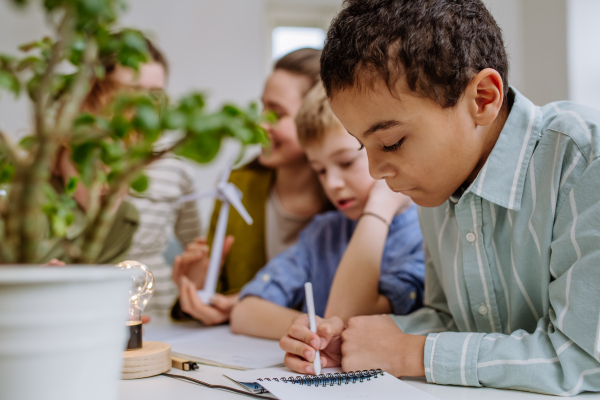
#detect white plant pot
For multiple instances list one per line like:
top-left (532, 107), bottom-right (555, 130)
top-left (0, 266), bottom-right (131, 400)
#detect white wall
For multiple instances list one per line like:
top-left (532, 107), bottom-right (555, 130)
top-left (484, 0), bottom-right (569, 106)
top-left (483, 0), bottom-right (526, 92)
top-left (0, 3), bottom-right (49, 137)
top-left (568, 0), bottom-right (600, 110)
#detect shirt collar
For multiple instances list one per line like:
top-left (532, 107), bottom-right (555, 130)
top-left (460, 87), bottom-right (542, 211)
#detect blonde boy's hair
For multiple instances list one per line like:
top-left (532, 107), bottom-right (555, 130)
top-left (295, 83), bottom-right (344, 147)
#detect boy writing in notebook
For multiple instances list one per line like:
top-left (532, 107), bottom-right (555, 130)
top-left (229, 83), bottom-right (425, 341)
top-left (280, 0), bottom-right (600, 395)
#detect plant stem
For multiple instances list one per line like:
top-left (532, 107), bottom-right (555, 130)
top-left (34, 9), bottom-right (72, 137)
top-left (16, 28), bottom-right (96, 262)
top-left (18, 136), bottom-right (60, 262)
top-left (55, 39), bottom-right (97, 136)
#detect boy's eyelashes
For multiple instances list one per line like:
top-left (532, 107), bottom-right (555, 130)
top-left (313, 159), bottom-right (356, 176)
top-left (382, 137), bottom-right (405, 153)
top-left (340, 159), bottom-right (355, 168)
top-left (356, 138), bottom-right (404, 152)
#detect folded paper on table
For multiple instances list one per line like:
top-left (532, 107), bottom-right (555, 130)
top-left (164, 326), bottom-right (285, 370)
top-left (224, 367), bottom-right (441, 400)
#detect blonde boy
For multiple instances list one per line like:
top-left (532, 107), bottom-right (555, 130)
top-left (230, 84), bottom-right (424, 353)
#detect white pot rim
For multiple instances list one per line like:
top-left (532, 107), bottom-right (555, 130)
top-left (0, 265), bottom-right (126, 283)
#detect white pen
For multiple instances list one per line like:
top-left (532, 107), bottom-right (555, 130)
top-left (304, 282), bottom-right (321, 375)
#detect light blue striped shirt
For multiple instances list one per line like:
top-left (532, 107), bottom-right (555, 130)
top-left (391, 87), bottom-right (600, 396)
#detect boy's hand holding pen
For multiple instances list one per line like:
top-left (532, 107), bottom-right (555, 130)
top-left (279, 285), bottom-right (344, 375)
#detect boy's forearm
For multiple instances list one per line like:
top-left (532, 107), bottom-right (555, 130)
top-left (230, 296), bottom-right (302, 340)
top-left (325, 215), bottom-right (390, 321)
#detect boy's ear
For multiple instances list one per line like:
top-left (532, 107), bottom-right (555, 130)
top-left (465, 68), bottom-right (504, 126)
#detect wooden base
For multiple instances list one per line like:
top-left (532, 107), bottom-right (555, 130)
top-left (121, 341), bottom-right (171, 380)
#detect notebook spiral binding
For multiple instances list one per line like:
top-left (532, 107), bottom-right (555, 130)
top-left (257, 369), bottom-right (384, 387)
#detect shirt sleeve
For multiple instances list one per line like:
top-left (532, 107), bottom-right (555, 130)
top-left (238, 236), bottom-right (311, 309)
top-left (422, 159), bottom-right (600, 395)
top-left (378, 212), bottom-right (425, 315)
top-left (390, 243), bottom-right (458, 336)
top-left (174, 163), bottom-right (201, 246)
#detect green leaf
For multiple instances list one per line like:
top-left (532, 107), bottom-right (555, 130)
top-left (94, 64), bottom-right (105, 80)
top-left (26, 74), bottom-right (41, 101)
top-left (130, 173), bottom-right (149, 192)
top-left (122, 31), bottom-right (148, 54)
top-left (16, 56), bottom-right (43, 73)
top-left (223, 104), bottom-right (242, 117)
top-left (110, 114), bottom-right (131, 138)
top-left (65, 211), bottom-right (74, 226)
top-left (247, 102), bottom-right (260, 121)
top-left (179, 93), bottom-right (205, 112)
top-left (133, 105), bottom-right (160, 140)
top-left (74, 113), bottom-right (96, 126)
top-left (100, 141), bottom-right (123, 164)
top-left (71, 142), bottom-right (98, 186)
top-left (19, 135), bottom-right (36, 150)
top-left (72, 142), bottom-right (96, 164)
top-left (50, 214), bottom-right (67, 237)
top-left (162, 109), bottom-right (186, 130)
top-left (68, 36), bottom-right (86, 65)
top-left (0, 70), bottom-right (20, 96)
top-left (188, 112), bottom-right (225, 134)
top-left (175, 133), bottom-right (222, 164)
top-left (0, 164), bottom-right (15, 184)
top-left (65, 176), bottom-right (79, 195)
top-left (262, 109), bottom-right (279, 125)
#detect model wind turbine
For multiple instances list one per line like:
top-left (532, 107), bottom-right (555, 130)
top-left (179, 156), bottom-right (253, 304)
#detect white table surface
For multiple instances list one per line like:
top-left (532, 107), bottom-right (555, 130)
top-left (119, 316), bottom-right (600, 400)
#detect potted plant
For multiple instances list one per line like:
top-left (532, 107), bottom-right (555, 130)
top-left (0, 0), bottom-right (267, 399)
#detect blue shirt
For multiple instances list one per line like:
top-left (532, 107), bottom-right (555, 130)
top-left (239, 206), bottom-right (425, 317)
top-left (391, 87), bottom-right (600, 395)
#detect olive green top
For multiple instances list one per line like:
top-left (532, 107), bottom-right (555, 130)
top-left (210, 161), bottom-right (275, 295)
top-left (40, 200), bottom-right (139, 265)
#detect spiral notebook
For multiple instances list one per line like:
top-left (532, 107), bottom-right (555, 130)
top-left (224, 367), bottom-right (440, 400)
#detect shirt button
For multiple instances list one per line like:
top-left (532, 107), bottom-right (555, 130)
top-left (466, 232), bottom-right (477, 243)
top-left (261, 273), bottom-right (270, 282)
top-left (409, 291), bottom-right (416, 300)
top-left (478, 304), bottom-right (488, 315)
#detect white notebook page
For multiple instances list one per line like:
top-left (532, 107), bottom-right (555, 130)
top-left (225, 367), bottom-right (440, 400)
top-left (165, 326), bottom-right (285, 369)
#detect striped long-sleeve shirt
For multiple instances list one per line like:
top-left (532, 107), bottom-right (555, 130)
top-left (126, 156), bottom-right (201, 313)
top-left (391, 87), bottom-right (600, 396)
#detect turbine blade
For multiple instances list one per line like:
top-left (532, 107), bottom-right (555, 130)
top-left (221, 183), bottom-right (253, 225)
top-left (178, 189), bottom-right (219, 203)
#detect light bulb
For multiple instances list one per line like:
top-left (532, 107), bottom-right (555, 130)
top-left (115, 260), bottom-right (154, 350)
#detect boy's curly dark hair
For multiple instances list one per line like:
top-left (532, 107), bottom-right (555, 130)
top-left (320, 0), bottom-right (509, 108)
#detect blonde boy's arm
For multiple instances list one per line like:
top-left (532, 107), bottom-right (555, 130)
top-left (324, 214), bottom-right (391, 321)
top-left (230, 296), bottom-right (302, 340)
top-left (325, 181), bottom-right (411, 322)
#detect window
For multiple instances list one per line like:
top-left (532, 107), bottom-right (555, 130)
top-left (271, 26), bottom-right (325, 60)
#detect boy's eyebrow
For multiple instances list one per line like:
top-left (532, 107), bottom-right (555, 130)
top-left (362, 119), bottom-right (405, 138)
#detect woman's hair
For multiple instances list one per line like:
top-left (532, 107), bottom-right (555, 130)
top-left (274, 48), bottom-right (322, 96)
top-left (83, 35), bottom-right (168, 113)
